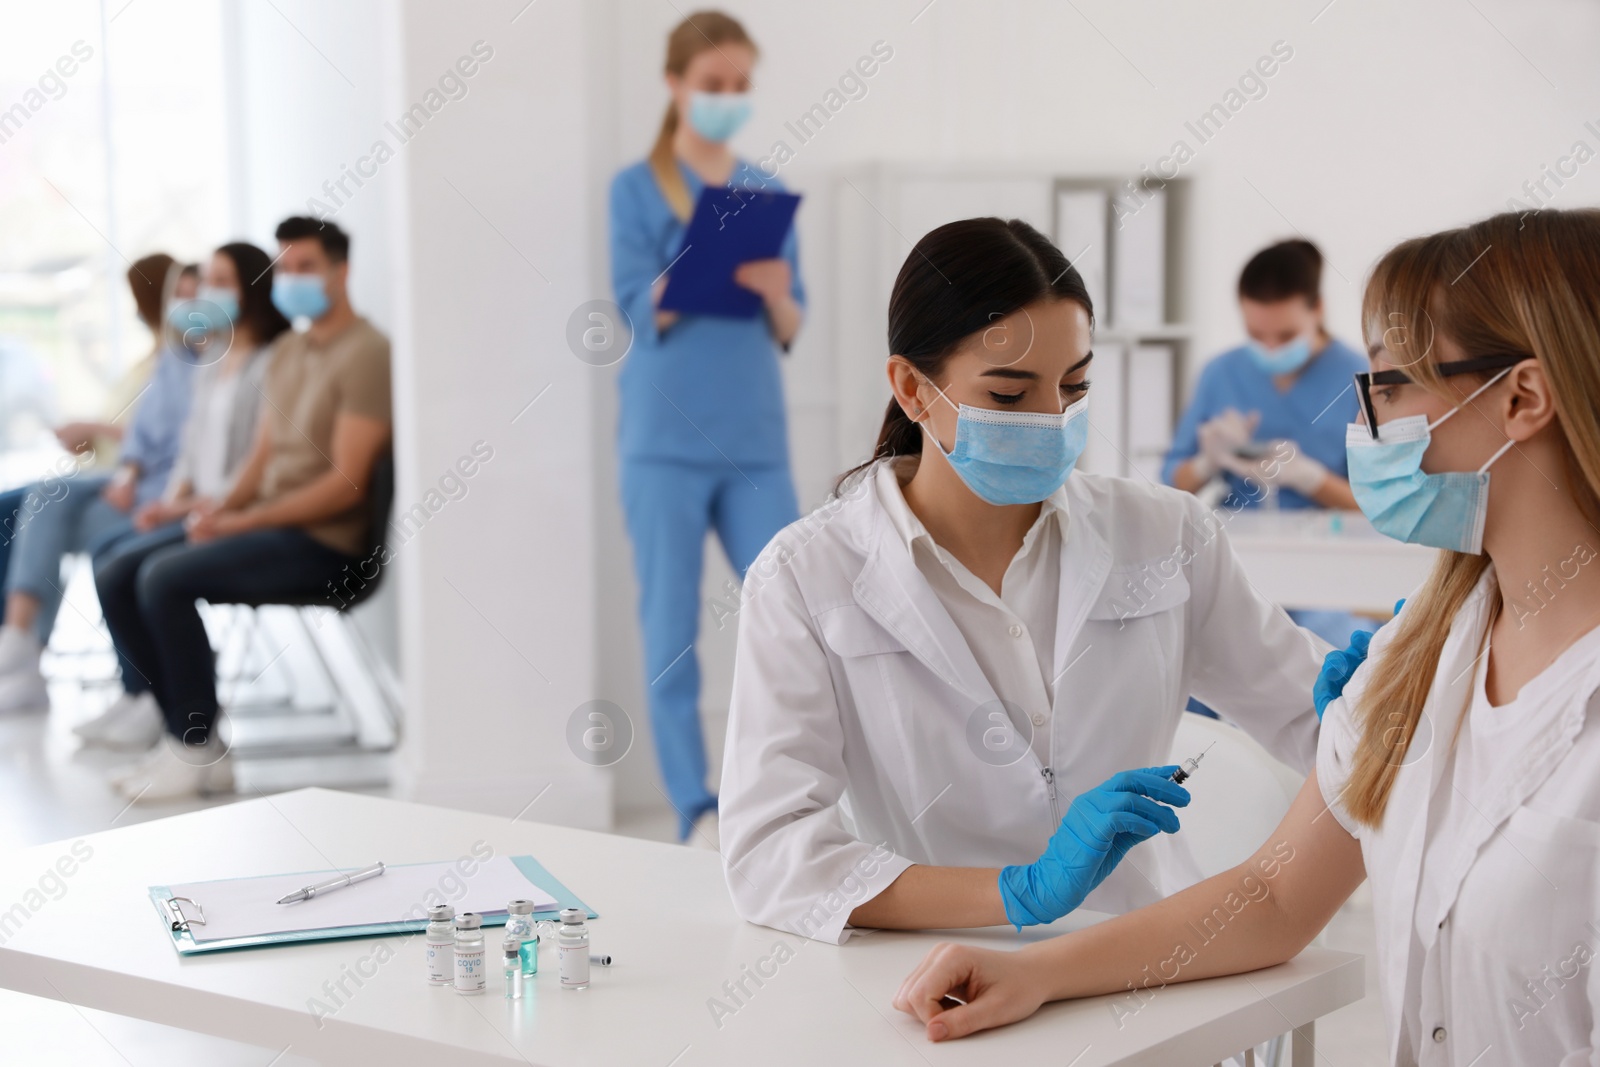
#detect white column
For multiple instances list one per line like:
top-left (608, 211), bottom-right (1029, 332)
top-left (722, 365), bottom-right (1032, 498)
top-left (386, 0), bottom-right (610, 828)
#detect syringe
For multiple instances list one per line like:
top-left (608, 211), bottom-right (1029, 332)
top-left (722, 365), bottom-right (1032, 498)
top-left (1169, 741), bottom-right (1216, 784)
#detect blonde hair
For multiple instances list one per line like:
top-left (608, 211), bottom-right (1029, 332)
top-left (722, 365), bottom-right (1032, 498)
top-left (1346, 208), bottom-right (1600, 827)
top-left (649, 10), bottom-right (756, 222)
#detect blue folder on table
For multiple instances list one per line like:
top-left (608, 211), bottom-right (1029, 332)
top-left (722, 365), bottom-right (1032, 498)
top-left (149, 854), bottom-right (594, 955)
top-left (658, 184), bottom-right (801, 318)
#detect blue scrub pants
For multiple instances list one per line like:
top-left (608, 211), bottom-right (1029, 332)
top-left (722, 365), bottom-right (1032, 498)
top-left (620, 458), bottom-right (799, 838)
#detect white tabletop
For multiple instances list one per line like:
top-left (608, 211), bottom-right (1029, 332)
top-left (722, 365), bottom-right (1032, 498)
top-left (0, 789), bottom-right (1361, 1066)
top-left (1226, 509), bottom-right (1435, 613)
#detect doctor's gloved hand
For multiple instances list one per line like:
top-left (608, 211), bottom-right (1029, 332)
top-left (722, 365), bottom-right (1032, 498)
top-left (1313, 598), bottom-right (1404, 719)
top-left (1195, 409), bottom-right (1261, 480)
top-left (998, 767), bottom-right (1189, 929)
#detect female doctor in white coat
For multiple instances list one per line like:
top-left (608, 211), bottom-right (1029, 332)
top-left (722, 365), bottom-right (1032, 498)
top-left (720, 217), bottom-right (1331, 946)
top-left (895, 209), bottom-right (1600, 1063)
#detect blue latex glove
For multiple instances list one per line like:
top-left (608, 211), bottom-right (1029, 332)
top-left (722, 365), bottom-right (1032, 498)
top-left (1313, 598), bottom-right (1404, 719)
top-left (998, 766), bottom-right (1190, 929)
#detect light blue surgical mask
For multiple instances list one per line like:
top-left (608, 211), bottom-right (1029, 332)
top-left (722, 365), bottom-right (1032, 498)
top-left (272, 273), bottom-right (331, 322)
top-left (1345, 368), bottom-right (1516, 554)
top-left (919, 378), bottom-right (1089, 505)
top-left (687, 91), bottom-right (752, 143)
top-left (175, 286), bottom-right (239, 334)
top-left (1246, 334), bottom-right (1313, 375)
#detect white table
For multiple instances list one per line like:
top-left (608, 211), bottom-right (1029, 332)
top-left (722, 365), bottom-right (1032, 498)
top-left (0, 789), bottom-right (1362, 1066)
top-left (1226, 509), bottom-right (1435, 613)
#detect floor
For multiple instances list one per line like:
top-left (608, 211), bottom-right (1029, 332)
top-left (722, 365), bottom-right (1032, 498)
top-left (0, 602), bottom-right (1389, 1065)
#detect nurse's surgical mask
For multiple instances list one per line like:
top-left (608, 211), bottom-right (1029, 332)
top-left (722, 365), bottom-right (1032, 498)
top-left (1246, 333), bottom-right (1313, 375)
top-left (687, 91), bottom-right (752, 143)
top-left (915, 374), bottom-right (1089, 506)
top-left (1345, 366), bottom-right (1517, 555)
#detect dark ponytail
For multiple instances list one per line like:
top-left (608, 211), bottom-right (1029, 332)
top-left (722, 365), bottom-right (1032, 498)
top-left (836, 216), bottom-right (1095, 492)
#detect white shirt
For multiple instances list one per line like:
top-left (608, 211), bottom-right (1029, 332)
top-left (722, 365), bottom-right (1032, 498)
top-left (1319, 572), bottom-right (1600, 1065)
top-left (879, 456), bottom-right (1062, 761)
top-left (721, 459), bottom-right (1328, 944)
top-left (188, 366), bottom-right (243, 499)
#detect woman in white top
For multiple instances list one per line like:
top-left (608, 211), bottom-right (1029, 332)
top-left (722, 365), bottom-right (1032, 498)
top-left (76, 241), bottom-right (287, 752)
top-left (894, 208), bottom-right (1600, 1064)
top-left (720, 217), bottom-right (1331, 945)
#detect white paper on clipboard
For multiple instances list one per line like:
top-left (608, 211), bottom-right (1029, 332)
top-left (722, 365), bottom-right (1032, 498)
top-left (166, 857), bottom-right (556, 943)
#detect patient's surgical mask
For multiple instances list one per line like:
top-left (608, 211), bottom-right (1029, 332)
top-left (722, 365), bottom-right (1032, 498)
top-left (1345, 367), bottom-right (1516, 555)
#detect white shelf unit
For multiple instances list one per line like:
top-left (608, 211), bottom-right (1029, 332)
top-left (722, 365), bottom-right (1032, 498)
top-left (832, 164), bottom-right (1190, 482)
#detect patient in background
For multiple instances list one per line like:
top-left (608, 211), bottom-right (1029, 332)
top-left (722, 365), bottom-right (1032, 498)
top-left (0, 256), bottom-right (197, 715)
top-left (105, 217), bottom-right (392, 804)
top-left (80, 241), bottom-right (290, 753)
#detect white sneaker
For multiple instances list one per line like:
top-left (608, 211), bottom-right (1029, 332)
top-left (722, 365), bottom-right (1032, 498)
top-left (74, 692), bottom-right (163, 750)
top-left (114, 736), bottom-right (235, 803)
top-left (106, 741), bottom-right (166, 788)
top-left (0, 643), bottom-right (48, 715)
top-left (688, 810), bottom-right (720, 850)
top-left (0, 625), bottom-right (40, 674)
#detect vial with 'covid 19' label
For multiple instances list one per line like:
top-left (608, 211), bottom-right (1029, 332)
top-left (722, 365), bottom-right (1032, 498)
top-left (454, 912), bottom-right (486, 994)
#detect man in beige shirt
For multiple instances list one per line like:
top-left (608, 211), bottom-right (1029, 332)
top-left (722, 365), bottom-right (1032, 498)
top-left (108, 217), bottom-right (392, 802)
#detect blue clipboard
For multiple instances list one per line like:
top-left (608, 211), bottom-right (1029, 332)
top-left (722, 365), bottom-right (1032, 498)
top-left (658, 184), bottom-right (801, 318)
top-left (149, 855), bottom-right (595, 955)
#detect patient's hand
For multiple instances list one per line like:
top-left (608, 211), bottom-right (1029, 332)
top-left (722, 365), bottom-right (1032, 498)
top-left (893, 942), bottom-right (1048, 1042)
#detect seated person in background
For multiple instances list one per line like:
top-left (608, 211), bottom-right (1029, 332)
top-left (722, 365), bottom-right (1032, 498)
top-left (1161, 238), bottom-right (1375, 648)
top-left (0, 256), bottom-right (197, 714)
top-left (77, 241), bottom-right (290, 751)
top-left (108, 217), bottom-right (392, 802)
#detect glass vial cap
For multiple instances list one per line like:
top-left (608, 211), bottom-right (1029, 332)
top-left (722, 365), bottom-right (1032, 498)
top-left (503, 936), bottom-right (521, 957)
top-left (428, 904), bottom-right (455, 922)
top-left (507, 899), bottom-right (535, 916)
top-left (457, 912), bottom-right (482, 930)
top-left (559, 907), bottom-right (585, 925)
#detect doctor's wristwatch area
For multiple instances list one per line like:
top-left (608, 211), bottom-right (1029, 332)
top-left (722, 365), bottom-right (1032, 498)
top-left (426, 902), bottom-right (611, 997)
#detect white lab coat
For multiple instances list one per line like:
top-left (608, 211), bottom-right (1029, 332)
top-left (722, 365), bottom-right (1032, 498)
top-left (1319, 568), bottom-right (1600, 1066)
top-left (720, 460), bottom-right (1329, 944)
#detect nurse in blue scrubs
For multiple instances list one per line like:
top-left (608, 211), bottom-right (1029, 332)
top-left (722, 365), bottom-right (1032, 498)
top-left (608, 10), bottom-right (804, 843)
top-left (1162, 238), bottom-right (1374, 646)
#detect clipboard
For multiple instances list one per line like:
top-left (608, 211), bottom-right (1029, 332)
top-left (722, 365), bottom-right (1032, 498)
top-left (658, 184), bottom-right (801, 318)
top-left (149, 855), bottom-right (595, 955)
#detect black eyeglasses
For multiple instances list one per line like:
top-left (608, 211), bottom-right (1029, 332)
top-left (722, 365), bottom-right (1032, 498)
top-left (1353, 353), bottom-right (1534, 438)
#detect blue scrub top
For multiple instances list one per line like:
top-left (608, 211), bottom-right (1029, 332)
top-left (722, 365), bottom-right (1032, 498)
top-left (121, 343), bottom-right (195, 508)
top-left (608, 159), bottom-right (805, 467)
top-left (1161, 336), bottom-right (1366, 510)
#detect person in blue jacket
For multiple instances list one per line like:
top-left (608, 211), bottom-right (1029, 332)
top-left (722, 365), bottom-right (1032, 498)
top-left (608, 10), bottom-right (804, 844)
top-left (1162, 238), bottom-right (1374, 648)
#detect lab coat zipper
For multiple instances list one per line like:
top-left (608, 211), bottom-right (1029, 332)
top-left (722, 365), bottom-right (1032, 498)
top-left (1041, 766), bottom-right (1059, 825)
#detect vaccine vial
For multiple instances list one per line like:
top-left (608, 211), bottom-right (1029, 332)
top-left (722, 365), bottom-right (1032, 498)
top-left (505, 900), bottom-right (537, 975)
top-left (557, 908), bottom-right (590, 990)
top-left (503, 936), bottom-right (523, 1000)
top-left (425, 904), bottom-right (456, 985)
top-left (520, 932), bottom-right (540, 976)
top-left (454, 912), bottom-right (486, 995)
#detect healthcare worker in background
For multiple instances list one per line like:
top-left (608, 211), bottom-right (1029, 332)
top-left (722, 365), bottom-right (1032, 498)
top-left (720, 217), bottom-right (1330, 946)
top-left (1163, 239), bottom-right (1375, 648)
top-left (894, 209), bottom-right (1600, 1064)
top-left (608, 10), bottom-right (804, 844)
